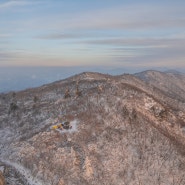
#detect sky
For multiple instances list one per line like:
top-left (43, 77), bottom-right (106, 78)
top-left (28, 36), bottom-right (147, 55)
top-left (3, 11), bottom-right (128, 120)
top-left (0, 0), bottom-right (185, 70)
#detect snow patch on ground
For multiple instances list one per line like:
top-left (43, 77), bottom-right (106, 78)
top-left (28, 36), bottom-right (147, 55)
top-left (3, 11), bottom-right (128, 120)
top-left (58, 119), bottom-right (78, 134)
top-left (84, 77), bottom-right (95, 80)
top-left (0, 128), bottom-right (15, 144)
top-left (0, 166), bottom-right (4, 172)
top-left (55, 98), bottom-right (65, 105)
top-left (0, 159), bottom-right (43, 185)
top-left (144, 97), bottom-right (156, 110)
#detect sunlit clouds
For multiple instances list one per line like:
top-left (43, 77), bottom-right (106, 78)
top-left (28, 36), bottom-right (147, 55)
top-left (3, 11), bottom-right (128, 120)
top-left (0, 0), bottom-right (185, 69)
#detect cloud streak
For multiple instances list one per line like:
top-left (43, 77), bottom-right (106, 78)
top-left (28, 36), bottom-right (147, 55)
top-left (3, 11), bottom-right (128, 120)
top-left (9, 2), bottom-right (185, 34)
top-left (1, 1), bottom-right (185, 70)
top-left (0, 0), bottom-right (30, 9)
top-left (42, 2), bottom-right (185, 31)
top-left (36, 33), bottom-right (84, 40)
top-left (0, 34), bottom-right (12, 38)
top-left (79, 37), bottom-right (185, 68)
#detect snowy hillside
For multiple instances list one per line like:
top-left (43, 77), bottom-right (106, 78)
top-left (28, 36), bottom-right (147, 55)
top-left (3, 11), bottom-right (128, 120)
top-left (1, 71), bottom-right (185, 185)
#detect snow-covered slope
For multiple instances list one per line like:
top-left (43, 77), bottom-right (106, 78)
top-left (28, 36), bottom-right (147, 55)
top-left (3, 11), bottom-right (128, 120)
top-left (135, 70), bottom-right (185, 101)
top-left (1, 71), bottom-right (185, 185)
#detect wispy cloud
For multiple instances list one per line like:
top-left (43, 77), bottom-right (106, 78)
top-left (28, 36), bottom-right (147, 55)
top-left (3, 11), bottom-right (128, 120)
top-left (79, 37), bottom-right (185, 67)
top-left (3, 2), bottom-right (185, 37)
top-left (84, 38), bottom-right (185, 47)
top-left (36, 33), bottom-right (83, 40)
top-left (46, 3), bottom-right (185, 31)
top-left (0, 0), bottom-right (41, 11)
top-left (0, 34), bottom-right (12, 38)
top-left (0, 0), bottom-right (28, 9)
top-left (1, 1), bottom-right (185, 69)
top-left (0, 51), bottom-right (14, 59)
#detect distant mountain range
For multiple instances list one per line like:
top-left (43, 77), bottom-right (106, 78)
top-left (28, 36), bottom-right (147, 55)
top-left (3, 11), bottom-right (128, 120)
top-left (1, 67), bottom-right (184, 93)
top-left (1, 70), bottom-right (185, 184)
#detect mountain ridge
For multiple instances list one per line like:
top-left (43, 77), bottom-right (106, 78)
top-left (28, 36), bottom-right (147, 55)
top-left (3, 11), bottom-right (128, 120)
top-left (1, 70), bottom-right (185, 185)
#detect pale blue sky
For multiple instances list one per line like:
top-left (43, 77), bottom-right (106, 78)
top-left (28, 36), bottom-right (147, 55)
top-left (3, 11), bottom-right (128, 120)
top-left (1, 0), bottom-right (185, 69)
